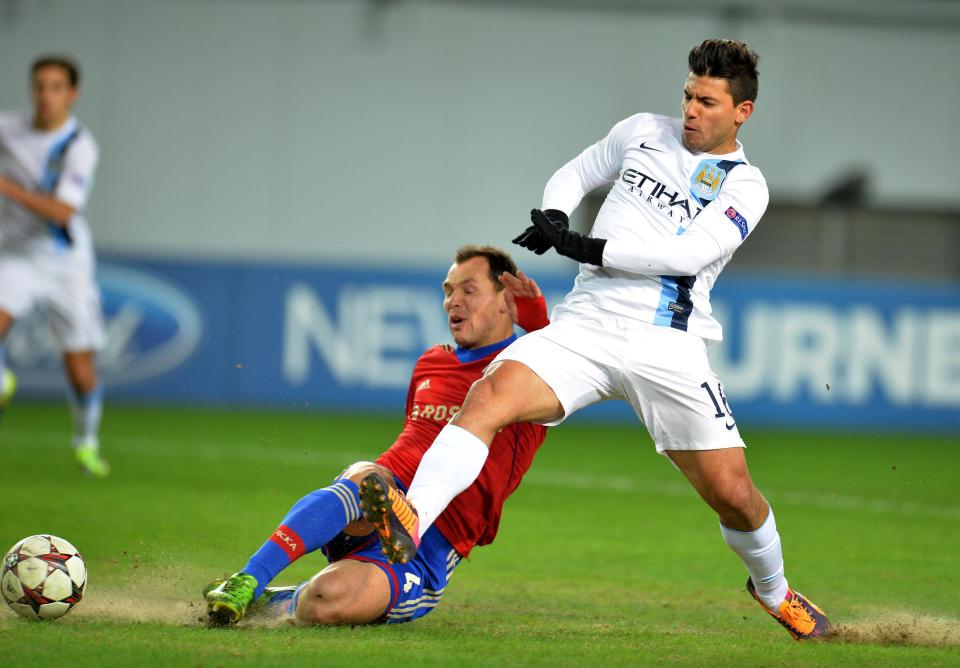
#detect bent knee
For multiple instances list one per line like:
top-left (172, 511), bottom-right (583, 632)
top-left (295, 564), bottom-right (388, 626)
top-left (296, 597), bottom-right (353, 626)
top-left (340, 461), bottom-right (392, 486)
top-left (707, 480), bottom-right (760, 520)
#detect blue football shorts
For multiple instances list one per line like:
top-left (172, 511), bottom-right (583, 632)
top-left (321, 476), bottom-right (462, 624)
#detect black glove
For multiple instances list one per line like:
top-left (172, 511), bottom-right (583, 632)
top-left (528, 208), bottom-right (606, 266)
top-left (512, 209), bottom-right (569, 255)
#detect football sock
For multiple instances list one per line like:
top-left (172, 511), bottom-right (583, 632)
top-left (67, 385), bottom-right (103, 447)
top-left (242, 480), bottom-right (362, 599)
top-left (721, 507), bottom-right (789, 610)
top-left (263, 586), bottom-right (300, 617)
top-left (406, 424), bottom-right (489, 538)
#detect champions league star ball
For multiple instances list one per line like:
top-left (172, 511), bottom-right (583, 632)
top-left (2, 535), bottom-right (86, 620)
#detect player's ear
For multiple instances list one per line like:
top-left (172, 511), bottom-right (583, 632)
top-left (734, 99), bottom-right (754, 126)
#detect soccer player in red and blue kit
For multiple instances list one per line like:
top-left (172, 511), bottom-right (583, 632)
top-left (205, 244), bottom-right (550, 625)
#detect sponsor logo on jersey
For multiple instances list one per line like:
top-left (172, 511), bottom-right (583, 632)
top-left (725, 206), bottom-right (750, 240)
top-left (416, 378), bottom-right (431, 393)
top-left (637, 141), bottom-right (663, 153)
top-left (6, 263), bottom-right (202, 390)
top-left (409, 403), bottom-right (460, 422)
top-left (620, 168), bottom-right (701, 222)
top-left (690, 160), bottom-right (727, 202)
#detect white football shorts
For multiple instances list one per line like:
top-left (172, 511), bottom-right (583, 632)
top-left (0, 252), bottom-right (105, 351)
top-left (494, 300), bottom-right (745, 454)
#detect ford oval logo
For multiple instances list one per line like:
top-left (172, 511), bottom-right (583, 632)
top-left (7, 263), bottom-right (202, 390)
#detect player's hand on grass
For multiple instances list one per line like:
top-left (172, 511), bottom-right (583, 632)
top-left (511, 208), bottom-right (569, 255)
top-left (527, 208), bottom-right (607, 266)
top-left (501, 271), bottom-right (549, 332)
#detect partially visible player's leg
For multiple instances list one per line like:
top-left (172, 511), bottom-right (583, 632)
top-left (669, 448), bottom-right (830, 639)
top-left (373, 359), bottom-right (562, 560)
top-left (295, 560), bottom-right (391, 625)
top-left (50, 265), bottom-right (108, 476)
top-left (374, 324), bottom-right (613, 565)
top-left (0, 256), bottom-right (33, 419)
top-left (297, 524), bottom-right (460, 626)
top-left (0, 309), bottom-right (15, 418)
top-left (402, 341), bottom-right (577, 523)
top-left (63, 350), bottom-right (109, 477)
top-left (207, 463), bottom-right (383, 624)
top-left (625, 324), bottom-right (829, 639)
top-left (668, 448), bottom-right (783, 601)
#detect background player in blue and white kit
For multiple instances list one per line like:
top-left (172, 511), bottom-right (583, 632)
top-left (0, 56), bottom-right (108, 477)
top-left (370, 39), bottom-right (832, 640)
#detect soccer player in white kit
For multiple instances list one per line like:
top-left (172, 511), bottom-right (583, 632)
top-left (363, 39), bottom-right (831, 640)
top-left (0, 56), bottom-right (108, 477)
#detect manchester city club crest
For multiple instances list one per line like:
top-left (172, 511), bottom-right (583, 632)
top-left (690, 160), bottom-right (727, 202)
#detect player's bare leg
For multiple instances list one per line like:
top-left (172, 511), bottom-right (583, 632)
top-left (451, 360), bottom-right (564, 443)
top-left (668, 448), bottom-right (831, 640)
top-left (63, 350), bottom-right (108, 477)
top-left (294, 560), bottom-right (391, 625)
top-left (667, 448), bottom-right (766, 531)
top-left (363, 361), bottom-right (562, 564)
top-left (0, 310), bottom-right (16, 420)
top-left (405, 361), bottom-right (561, 533)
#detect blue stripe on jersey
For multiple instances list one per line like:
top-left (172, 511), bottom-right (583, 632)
top-left (41, 127), bottom-right (80, 249)
top-left (454, 333), bottom-right (517, 364)
top-left (652, 275), bottom-right (695, 331)
top-left (653, 276), bottom-right (680, 326)
top-left (670, 275), bottom-right (695, 331)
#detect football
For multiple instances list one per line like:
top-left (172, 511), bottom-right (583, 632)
top-left (2, 534), bottom-right (86, 620)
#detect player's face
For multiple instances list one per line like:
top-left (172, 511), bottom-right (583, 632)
top-left (443, 256), bottom-right (513, 350)
top-left (680, 73), bottom-right (753, 154)
top-left (31, 66), bottom-right (77, 130)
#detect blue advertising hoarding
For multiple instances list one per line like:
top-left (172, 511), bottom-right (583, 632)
top-left (8, 255), bottom-right (959, 431)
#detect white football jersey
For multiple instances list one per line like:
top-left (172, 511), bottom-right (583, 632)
top-left (0, 112), bottom-right (99, 266)
top-left (543, 113), bottom-right (768, 341)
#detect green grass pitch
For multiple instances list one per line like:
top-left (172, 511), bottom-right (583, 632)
top-left (1, 402), bottom-right (958, 666)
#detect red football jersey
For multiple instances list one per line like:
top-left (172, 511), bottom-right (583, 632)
top-left (376, 340), bottom-right (548, 558)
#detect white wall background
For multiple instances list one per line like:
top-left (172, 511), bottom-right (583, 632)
top-left (1, 0), bottom-right (957, 267)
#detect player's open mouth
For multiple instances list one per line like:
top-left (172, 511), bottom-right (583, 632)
top-left (449, 316), bottom-right (465, 327)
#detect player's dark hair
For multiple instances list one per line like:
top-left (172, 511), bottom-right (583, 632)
top-left (687, 39), bottom-right (758, 104)
top-left (31, 55), bottom-right (80, 88)
top-left (454, 245), bottom-right (518, 291)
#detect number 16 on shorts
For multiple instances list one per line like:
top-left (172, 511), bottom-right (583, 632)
top-left (700, 381), bottom-right (736, 431)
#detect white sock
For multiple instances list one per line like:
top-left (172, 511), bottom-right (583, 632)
top-left (406, 424), bottom-right (489, 538)
top-left (67, 385), bottom-right (103, 448)
top-left (720, 508), bottom-right (789, 610)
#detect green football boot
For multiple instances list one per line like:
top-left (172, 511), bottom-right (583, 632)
top-left (203, 578), bottom-right (297, 618)
top-left (0, 369), bottom-right (16, 421)
top-left (206, 572), bottom-right (259, 625)
top-left (75, 441), bottom-right (110, 478)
